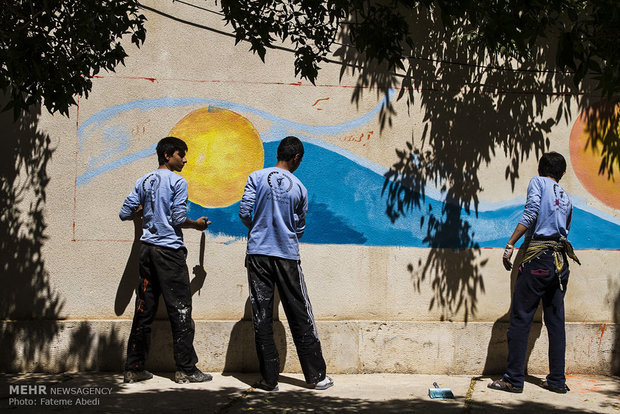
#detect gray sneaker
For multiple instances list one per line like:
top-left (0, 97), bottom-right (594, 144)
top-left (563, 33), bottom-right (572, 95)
top-left (123, 370), bottom-right (153, 384)
top-left (174, 368), bottom-right (213, 384)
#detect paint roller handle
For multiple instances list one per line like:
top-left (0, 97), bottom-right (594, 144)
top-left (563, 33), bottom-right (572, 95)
top-left (133, 205), bottom-right (143, 220)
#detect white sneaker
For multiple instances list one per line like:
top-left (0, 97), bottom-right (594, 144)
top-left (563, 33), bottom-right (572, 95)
top-left (315, 376), bottom-right (334, 390)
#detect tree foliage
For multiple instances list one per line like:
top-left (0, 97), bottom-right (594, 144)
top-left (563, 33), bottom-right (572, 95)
top-left (220, 0), bottom-right (619, 177)
top-left (218, 0), bottom-right (618, 322)
top-left (221, 0), bottom-right (618, 95)
top-left (0, 0), bottom-right (146, 118)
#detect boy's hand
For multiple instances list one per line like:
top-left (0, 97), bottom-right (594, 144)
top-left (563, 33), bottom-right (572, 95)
top-left (195, 216), bottom-right (211, 231)
top-left (502, 244), bottom-right (514, 271)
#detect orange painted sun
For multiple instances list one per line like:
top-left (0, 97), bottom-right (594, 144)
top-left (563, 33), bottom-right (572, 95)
top-left (169, 106), bottom-right (264, 207)
top-left (569, 104), bottom-right (620, 209)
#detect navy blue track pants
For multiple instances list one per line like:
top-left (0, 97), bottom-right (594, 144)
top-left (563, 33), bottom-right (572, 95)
top-left (504, 250), bottom-right (569, 388)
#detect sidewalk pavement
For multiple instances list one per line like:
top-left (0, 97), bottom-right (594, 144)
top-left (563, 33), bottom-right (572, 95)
top-left (1, 372), bottom-right (618, 413)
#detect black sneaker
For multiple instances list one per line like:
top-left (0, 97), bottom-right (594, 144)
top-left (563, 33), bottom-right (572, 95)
top-left (542, 380), bottom-right (570, 394)
top-left (254, 378), bottom-right (279, 391)
top-left (123, 370), bottom-right (153, 384)
top-left (174, 368), bottom-right (213, 384)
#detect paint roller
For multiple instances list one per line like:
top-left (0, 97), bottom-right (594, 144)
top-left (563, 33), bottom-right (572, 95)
top-left (429, 382), bottom-right (455, 399)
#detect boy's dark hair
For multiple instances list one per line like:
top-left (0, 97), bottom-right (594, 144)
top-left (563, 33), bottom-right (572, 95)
top-left (156, 137), bottom-right (188, 165)
top-left (538, 152), bottom-right (566, 181)
top-left (277, 136), bottom-right (304, 161)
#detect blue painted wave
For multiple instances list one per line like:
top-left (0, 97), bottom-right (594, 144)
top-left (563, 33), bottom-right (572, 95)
top-left (188, 142), bottom-right (620, 249)
top-left (77, 94), bottom-right (392, 186)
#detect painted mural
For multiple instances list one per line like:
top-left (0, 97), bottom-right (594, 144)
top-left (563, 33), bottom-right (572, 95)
top-left (77, 93), bottom-right (620, 249)
top-left (569, 106), bottom-right (620, 210)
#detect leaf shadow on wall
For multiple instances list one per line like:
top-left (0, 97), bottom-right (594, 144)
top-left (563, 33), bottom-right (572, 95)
top-left (582, 100), bottom-right (620, 179)
top-left (333, 6), bottom-right (602, 372)
top-left (0, 101), bottom-right (61, 371)
top-left (0, 100), bottom-right (127, 372)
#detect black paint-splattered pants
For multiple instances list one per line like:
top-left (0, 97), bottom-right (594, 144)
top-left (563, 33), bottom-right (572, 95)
top-left (246, 254), bottom-right (327, 386)
top-left (125, 243), bottom-right (198, 372)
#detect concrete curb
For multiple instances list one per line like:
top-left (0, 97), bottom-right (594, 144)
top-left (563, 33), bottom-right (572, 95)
top-left (1, 320), bottom-right (616, 374)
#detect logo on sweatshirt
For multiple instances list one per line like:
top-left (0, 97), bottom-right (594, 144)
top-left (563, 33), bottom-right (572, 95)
top-left (142, 173), bottom-right (161, 192)
top-left (267, 170), bottom-right (293, 204)
top-left (553, 184), bottom-right (570, 214)
top-left (267, 171), bottom-right (293, 192)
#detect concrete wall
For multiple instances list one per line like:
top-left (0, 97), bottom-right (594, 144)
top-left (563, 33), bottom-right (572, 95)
top-left (2, 0), bottom-right (619, 375)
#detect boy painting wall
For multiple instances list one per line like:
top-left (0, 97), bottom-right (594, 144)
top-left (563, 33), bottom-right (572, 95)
top-left (119, 136), bottom-right (212, 384)
top-left (489, 152), bottom-right (580, 394)
top-left (239, 136), bottom-right (333, 391)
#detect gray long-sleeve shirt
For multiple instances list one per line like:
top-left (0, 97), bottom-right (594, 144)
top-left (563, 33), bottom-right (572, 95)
top-left (518, 176), bottom-right (572, 239)
top-left (239, 167), bottom-right (307, 260)
top-left (119, 169), bottom-right (188, 250)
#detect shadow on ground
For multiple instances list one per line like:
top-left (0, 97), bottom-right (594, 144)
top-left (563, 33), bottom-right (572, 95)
top-left (1, 373), bottom-right (616, 414)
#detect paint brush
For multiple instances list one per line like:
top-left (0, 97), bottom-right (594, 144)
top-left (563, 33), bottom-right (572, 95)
top-left (429, 382), bottom-right (455, 399)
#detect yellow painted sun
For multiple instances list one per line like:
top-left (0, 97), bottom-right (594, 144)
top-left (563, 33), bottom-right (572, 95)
top-left (169, 106), bottom-right (264, 207)
top-left (569, 104), bottom-right (620, 209)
